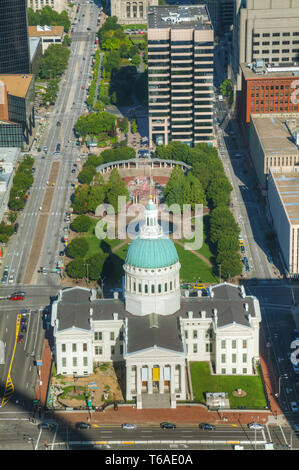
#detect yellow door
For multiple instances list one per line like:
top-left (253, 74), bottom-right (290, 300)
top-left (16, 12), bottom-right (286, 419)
top-left (152, 367), bottom-right (159, 381)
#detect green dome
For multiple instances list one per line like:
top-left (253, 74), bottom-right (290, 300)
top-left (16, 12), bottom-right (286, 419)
top-left (125, 236), bottom-right (179, 269)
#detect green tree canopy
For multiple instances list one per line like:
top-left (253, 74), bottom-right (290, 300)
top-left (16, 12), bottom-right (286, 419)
top-left (106, 169), bottom-right (129, 213)
top-left (78, 166), bottom-right (97, 185)
top-left (71, 215), bottom-right (93, 233)
top-left (67, 237), bottom-right (89, 259)
top-left (209, 206), bottom-right (240, 245)
top-left (66, 258), bottom-right (86, 279)
top-left (86, 251), bottom-right (109, 281)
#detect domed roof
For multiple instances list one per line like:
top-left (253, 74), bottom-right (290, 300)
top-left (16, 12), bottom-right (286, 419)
top-left (125, 236), bottom-right (179, 269)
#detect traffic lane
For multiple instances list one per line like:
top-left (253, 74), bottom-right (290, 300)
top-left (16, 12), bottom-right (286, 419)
top-left (31, 424), bottom-right (266, 442)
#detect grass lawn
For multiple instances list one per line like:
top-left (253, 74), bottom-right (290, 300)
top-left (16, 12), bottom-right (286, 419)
top-left (174, 243), bottom-right (218, 284)
top-left (190, 362), bottom-right (267, 410)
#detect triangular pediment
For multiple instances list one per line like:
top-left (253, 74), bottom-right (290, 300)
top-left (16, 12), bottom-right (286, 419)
top-left (125, 344), bottom-right (185, 359)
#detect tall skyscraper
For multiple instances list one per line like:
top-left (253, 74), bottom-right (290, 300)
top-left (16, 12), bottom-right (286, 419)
top-left (0, 0), bottom-right (31, 74)
top-left (147, 5), bottom-right (215, 147)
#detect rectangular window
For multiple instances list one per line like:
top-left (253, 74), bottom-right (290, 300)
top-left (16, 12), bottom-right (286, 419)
top-left (221, 354), bottom-right (226, 363)
top-left (111, 346), bottom-right (115, 355)
top-left (242, 368), bottom-right (247, 374)
top-left (242, 340), bottom-right (247, 348)
top-left (61, 344), bottom-right (66, 353)
top-left (221, 368), bottom-right (226, 374)
top-left (83, 357), bottom-right (88, 367)
top-left (193, 344), bottom-right (197, 353)
top-left (110, 332), bottom-right (115, 341)
top-left (62, 357), bottom-right (67, 367)
top-left (83, 343), bottom-right (87, 352)
top-left (72, 344), bottom-right (76, 353)
top-left (95, 346), bottom-right (102, 355)
top-left (232, 354), bottom-right (237, 363)
top-left (221, 340), bottom-right (226, 349)
top-left (232, 340), bottom-right (236, 349)
top-left (72, 357), bottom-right (77, 367)
top-left (193, 330), bottom-right (198, 339)
top-left (232, 368), bottom-right (236, 374)
top-left (94, 332), bottom-right (102, 341)
top-left (242, 353), bottom-right (247, 363)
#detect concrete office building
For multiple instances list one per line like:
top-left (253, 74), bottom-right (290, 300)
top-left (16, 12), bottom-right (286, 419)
top-left (147, 4), bottom-right (215, 148)
top-left (231, 0), bottom-right (299, 93)
top-left (110, 0), bottom-right (158, 24)
top-left (27, 0), bottom-right (68, 13)
top-left (0, 74), bottom-right (35, 148)
top-left (52, 197), bottom-right (261, 409)
top-left (268, 169), bottom-right (299, 277)
top-left (249, 115), bottom-right (299, 189)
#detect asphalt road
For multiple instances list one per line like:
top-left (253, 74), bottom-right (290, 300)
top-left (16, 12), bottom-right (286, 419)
top-left (0, 0), bottom-right (101, 413)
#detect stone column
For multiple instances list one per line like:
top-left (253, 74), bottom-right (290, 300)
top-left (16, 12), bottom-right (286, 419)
top-left (180, 363), bottom-right (186, 398)
top-left (148, 364), bottom-right (153, 394)
top-left (126, 364), bottom-right (132, 400)
top-left (136, 364), bottom-right (142, 395)
top-left (170, 363), bottom-right (175, 394)
top-left (159, 365), bottom-right (164, 394)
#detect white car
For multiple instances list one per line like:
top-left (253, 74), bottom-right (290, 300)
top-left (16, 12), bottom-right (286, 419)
top-left (121, 423), bottom-right (137, 430)
top-left (291, 402), bottom-right (299, 412)
top-left (8, 274), bottom-right (14, 284)
top-left (247, 422), bottom-right (264, 430)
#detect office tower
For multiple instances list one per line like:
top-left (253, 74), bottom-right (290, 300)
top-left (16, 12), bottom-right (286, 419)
top-left (0, 0), bottom-right (31, 74)
top-left (220, 0), bottom-right (234, 32)
top-left (147, 5), bottom-right (214, 147)
top-left (110, 0), bottom-right (159, 24)
top-left (231, 0), bottom-right (299, 92)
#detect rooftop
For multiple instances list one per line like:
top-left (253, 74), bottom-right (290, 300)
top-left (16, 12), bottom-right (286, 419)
top-left (241, 61), bottom-right (299, 80)
top-left (270, 171), bottom-right (299, 225)
top-left (147, 5), bottom-right (212, 30)
top-left (0, 74), bottom-right (33, 98)
top-left (28, 25), bottom-right (64, 37)
top-left (54, 283), bottom-right (259, 335)
top-left (251, 116), bottom-right (299, 157)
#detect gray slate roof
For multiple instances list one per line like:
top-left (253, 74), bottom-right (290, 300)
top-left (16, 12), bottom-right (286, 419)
top-left (126, 314), bottom-right (184, 354)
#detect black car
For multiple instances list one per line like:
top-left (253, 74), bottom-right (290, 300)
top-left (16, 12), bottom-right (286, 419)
top-left (199, 423), bottom-right (216, 430)
top-left (160, 422), bottom-right (176, 429)
top-left (56, 143), bottom-right (61, 152)
top-left (59, 250), bottom-right (65, 257)
top-left (57, 121), bottom-right (61, 127)
top-left (14, 223), bottom-right (19, 233)
top-left (76, 422), bottom-right (91, 429)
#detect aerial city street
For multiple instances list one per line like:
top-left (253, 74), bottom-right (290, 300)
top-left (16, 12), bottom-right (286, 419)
top-left (1, 0), bottom-right (299, 453)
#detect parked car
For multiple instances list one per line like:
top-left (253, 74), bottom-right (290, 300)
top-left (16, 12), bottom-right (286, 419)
top-left (160, 422), bottom-right (176, 429)
top-left (76, 422), bottom-right (91, 429)
top-left (121, 423), bottom-right (137, 430)
top-left (14, 223), bottom-right (19, 234)
top-left (199, 423), bottom-right (216, 430)
top-left (8, 274), bottom-right (14, 284)
top-left (247, 422), bottom-right (264, 430)
top-left (38, 422), bottom-right (54, 430)
top-left (17, 334), bottom-right (24, 343)
top-left (291, 402), bottom-right (299, 412)
top-left (10, 294), bottom-right (25, 300)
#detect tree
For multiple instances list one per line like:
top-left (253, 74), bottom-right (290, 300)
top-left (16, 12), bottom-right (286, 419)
top-left (87, 185), bottom-right (106, 213)
top-left (67, 258), bottom-right (86, 279)
top-left (209, 206), bottom-right (240, 245)
top-left (67, 237), bottom-right (89, 258)
top-left (72, 184), bottom-right (90, 214)
top-left (206, 176), bottom-right (232, 208)
top-left (131, 54), bottom-right (141, 66)
top-left (130, 118), bottom-right (138, 134)
top-left (71, 215), bottom-right (92, 233)
top-left (78, 166), bottom-right (97, 185)
top-left (86, 252), bottom-right (109, 281)
top-left (39, 43), bottom-right (70, 79)
top-left (106, 169), bottom-right (129, 213)
top-left (216, 251), bottom-right (242, 279)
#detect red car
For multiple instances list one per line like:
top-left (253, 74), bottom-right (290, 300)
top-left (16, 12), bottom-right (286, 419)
top-left (81, 85), bottom-right (85, 89)
top-left (10, 294), bottom-right (25, 301)
top-left (17, 335), bottom-right (24, 343)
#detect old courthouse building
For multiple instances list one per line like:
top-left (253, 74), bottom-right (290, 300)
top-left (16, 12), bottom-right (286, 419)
top-left (51, 198), bottom-right (261, 409)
